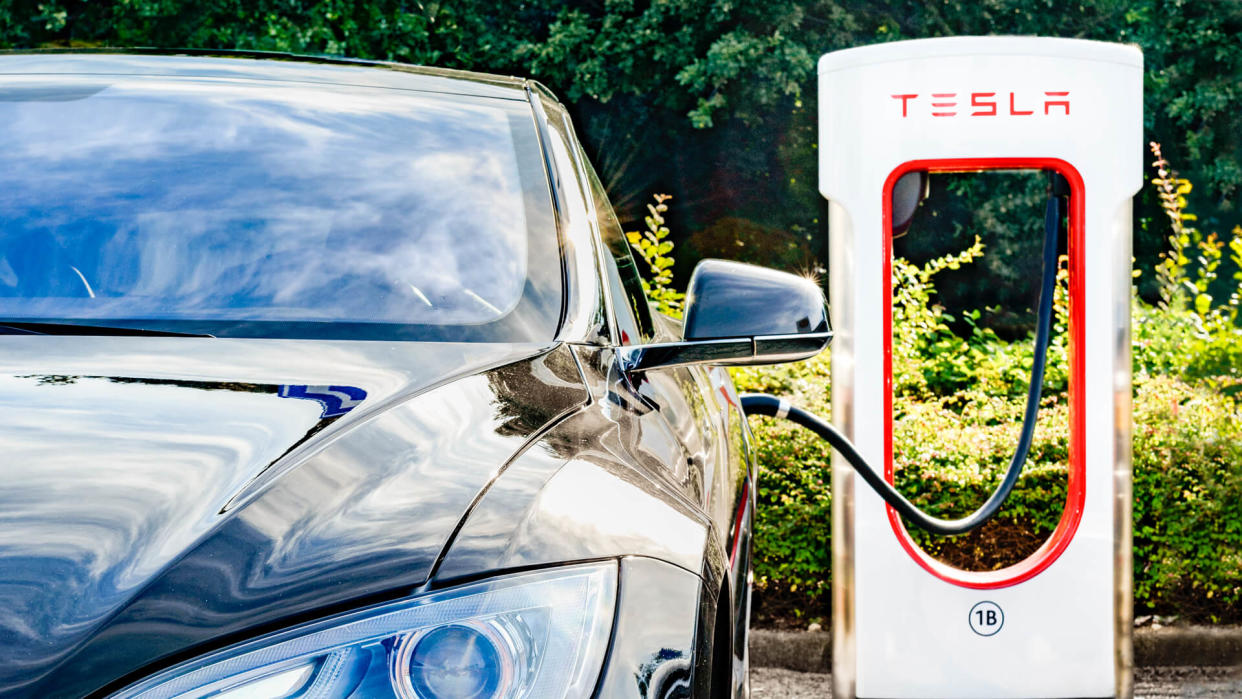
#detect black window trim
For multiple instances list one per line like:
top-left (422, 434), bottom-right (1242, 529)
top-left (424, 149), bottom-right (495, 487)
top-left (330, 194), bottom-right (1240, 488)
top-left (536, 96), bottom-right (623, 349)
top-left (556, 123), bottom-right (654, 348)
top-left (524, 84), bottom-right (574, 344)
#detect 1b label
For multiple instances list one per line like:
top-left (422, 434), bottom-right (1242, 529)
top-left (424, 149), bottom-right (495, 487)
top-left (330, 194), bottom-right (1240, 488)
top-left (969, 601), bottom-right (1004, 636)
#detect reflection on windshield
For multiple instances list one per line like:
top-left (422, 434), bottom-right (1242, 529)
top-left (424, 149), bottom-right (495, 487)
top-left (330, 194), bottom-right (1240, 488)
top-left (0, 76), bottom-right (559, 340)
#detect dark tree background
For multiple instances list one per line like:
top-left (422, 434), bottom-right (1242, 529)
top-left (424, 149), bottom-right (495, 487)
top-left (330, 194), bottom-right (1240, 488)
top-left (3, 0), bottom-right (1239, 324)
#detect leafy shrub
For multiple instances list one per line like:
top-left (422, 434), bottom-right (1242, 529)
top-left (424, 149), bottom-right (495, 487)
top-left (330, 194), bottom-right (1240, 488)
top-left (1137, 144), bottom-right (1242, 397)
top-left (626, 194), bottom-right (685, 317)
top-left (1132, 374), bottom-right (1242, 622)
top-left (731, 353), bottom-right (834, 617)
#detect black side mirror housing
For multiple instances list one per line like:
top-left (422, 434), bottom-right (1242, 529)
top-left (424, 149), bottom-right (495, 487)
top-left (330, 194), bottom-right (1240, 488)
top-left (620, 259), bottom-right (831, 373)
top-left (891, 170), bottom-right (928, 238)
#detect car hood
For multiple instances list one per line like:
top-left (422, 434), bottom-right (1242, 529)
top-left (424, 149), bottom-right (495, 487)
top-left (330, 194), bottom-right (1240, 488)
top-left (0, 337), bottom-right (588, 697)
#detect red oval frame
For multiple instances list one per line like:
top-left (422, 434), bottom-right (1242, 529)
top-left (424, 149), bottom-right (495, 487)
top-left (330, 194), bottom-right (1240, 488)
top-left (881, 158), bottom-right (1086, 589)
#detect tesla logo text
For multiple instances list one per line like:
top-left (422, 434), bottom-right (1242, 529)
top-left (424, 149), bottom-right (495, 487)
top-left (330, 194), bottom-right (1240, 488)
top-left (891, 91), bottom-right (1070, 118)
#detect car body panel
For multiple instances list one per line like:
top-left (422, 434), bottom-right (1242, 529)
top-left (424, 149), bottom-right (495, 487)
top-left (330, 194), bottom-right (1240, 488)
top-left (598, 557), bottom-right (702, 698)
top-left (434, 347), bottom-right (712, 582)
top-left (0, 340), bottom-right (586, 697)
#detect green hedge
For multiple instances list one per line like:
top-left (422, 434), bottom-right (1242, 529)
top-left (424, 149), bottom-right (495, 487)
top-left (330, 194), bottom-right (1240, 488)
top-left (734, 354), bottom-right (1242, 625)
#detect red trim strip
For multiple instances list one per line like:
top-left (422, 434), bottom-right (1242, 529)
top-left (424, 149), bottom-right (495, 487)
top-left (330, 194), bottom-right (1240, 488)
top-left (881, 157), bottom-right (1086, 589)
top-left (728, 477), bottom-right (751, 566)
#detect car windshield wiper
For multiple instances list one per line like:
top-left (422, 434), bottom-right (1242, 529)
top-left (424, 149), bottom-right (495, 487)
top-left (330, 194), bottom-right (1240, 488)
top-left (0, 321), bottom-right (213, 338)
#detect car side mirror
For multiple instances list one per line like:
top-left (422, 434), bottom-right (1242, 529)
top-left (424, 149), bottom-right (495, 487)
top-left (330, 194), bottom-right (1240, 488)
top-left (891, 170), bottom-right (928, 238)
top-left (620, 259), bottom-right (831, 373)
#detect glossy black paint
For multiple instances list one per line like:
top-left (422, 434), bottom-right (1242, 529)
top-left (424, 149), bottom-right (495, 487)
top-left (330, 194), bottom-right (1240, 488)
top-left (0, 52), bottom-right (773, 699)
top-left (0, 339), bottom-right (582, 696)
top-left (436, 344), bottom-right (713, 582)
top-left (599, 558), bottom-right (701, 698)
top-left (683, 259), bottom-right (829, 341)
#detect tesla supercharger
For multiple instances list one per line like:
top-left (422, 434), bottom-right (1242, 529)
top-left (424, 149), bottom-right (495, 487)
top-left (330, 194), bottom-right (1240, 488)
top-left (818, 38), bottom-right (1142, 698)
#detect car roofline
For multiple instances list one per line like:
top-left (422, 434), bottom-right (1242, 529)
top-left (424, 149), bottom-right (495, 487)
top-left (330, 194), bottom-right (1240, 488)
top-left (0, 46), bottom-right (532, 92)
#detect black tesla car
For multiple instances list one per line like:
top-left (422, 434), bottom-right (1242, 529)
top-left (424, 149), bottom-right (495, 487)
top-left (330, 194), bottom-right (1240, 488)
top-left (0, 51), bottom-right (829, 699)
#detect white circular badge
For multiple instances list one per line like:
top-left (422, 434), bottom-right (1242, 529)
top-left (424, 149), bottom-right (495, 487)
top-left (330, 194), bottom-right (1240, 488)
top-left (968, 601), bottom-right (1004, 636)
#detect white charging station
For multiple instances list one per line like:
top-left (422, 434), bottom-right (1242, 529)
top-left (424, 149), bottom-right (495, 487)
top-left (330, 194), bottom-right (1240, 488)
top-left (818, 38), bottom-right (1142, 698)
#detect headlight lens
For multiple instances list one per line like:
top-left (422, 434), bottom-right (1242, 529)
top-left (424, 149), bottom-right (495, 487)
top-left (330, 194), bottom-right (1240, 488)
top-left (113, 563), bottom-right (616, 699)
top-left (394, 623), bottom-right (512, 698)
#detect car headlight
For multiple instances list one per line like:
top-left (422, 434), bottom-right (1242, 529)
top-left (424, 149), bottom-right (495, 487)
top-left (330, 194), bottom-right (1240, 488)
top-left (113, 562), bottom-right (616, 699)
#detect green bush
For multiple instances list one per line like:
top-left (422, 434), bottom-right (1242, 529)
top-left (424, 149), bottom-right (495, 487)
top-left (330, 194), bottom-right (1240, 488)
top-left (737, 356), bottom-right (1242, 625)
top-left (626, 194), bottom-right (685, 317)
top-left (734, 145), bottom-right (1242, 624)
top-left (1133, 374), bottom-right (1242, 622)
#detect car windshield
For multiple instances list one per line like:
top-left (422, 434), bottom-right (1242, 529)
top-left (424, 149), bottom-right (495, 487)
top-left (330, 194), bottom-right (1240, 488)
top-left (0, 73), bottom-right (561, 341)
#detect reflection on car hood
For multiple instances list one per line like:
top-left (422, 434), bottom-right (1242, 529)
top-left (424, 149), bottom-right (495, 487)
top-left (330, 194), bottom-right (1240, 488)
top-left (0, 338), bottom-right (588, 697)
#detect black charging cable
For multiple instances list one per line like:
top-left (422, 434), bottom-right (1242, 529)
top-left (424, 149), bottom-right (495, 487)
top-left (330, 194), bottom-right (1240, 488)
top-left (741, 175), bottom-right (1067, 536)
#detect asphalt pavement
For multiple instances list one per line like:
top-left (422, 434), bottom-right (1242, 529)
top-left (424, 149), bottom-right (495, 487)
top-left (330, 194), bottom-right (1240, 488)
top-left (751, 666), bottom-right (1242, 697)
